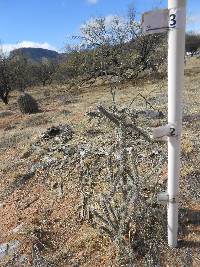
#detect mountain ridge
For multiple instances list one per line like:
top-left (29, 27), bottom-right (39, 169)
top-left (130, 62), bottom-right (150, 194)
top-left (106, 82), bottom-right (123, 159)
top-left (9, 47), bottom-right (60, 62)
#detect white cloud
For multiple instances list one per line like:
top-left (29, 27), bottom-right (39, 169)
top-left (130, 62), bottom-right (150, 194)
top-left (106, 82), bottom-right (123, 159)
top-left (1, 41), bottom-right (57, 55)
top-left (87, 0), bottom-right (98, 5)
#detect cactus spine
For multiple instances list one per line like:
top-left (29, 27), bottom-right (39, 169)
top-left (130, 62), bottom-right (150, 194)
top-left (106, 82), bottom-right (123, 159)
top-left (17, 93), bottom-right (39, 114)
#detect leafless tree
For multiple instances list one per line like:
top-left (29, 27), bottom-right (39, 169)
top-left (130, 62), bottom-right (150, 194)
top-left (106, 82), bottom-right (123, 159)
top-left (35, 58), bottom-right (57, 86)
top-left (73, 9), bottom-right (167, 80)
top-left (9, 54), bottom-right (32, 92)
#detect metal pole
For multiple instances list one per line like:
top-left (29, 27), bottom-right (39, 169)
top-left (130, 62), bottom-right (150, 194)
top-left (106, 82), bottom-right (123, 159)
top-left (167, 0), bottom-right (186, 247)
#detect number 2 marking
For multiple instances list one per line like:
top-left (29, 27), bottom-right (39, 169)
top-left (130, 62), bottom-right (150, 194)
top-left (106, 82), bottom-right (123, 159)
top-left (170, 127), bottom-right (176, 136)
top-left (169, 14), bottom-right (176, 27)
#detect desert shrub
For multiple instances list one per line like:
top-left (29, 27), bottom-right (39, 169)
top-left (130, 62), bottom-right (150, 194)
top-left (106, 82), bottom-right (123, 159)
top-left (186, 32), bottom-right (200, 55)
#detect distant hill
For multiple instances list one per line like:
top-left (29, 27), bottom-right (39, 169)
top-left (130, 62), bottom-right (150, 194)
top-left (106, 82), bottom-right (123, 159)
top-left (9, 47), bottom-right (60, 62)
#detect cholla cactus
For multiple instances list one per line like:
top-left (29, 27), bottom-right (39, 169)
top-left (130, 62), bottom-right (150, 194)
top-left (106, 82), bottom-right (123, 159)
top-left (85, 102), bottom-right (167, 266)
top-left (17, 93), bottom-right (39, 114)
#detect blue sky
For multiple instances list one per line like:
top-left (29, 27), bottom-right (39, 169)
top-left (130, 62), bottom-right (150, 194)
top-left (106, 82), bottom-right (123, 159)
top-left (0, 0), bottom-right (200, 53)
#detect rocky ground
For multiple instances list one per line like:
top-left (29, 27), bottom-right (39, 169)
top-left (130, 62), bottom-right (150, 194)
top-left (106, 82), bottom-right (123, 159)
top-left (0, 57), bottom-right (199, 266)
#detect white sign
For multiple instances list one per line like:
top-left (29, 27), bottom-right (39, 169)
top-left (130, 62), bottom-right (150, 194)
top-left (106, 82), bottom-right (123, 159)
top-left (142, 8), bottom-right (185, 34)
top-left (142, 9), bottom-right (169, 34)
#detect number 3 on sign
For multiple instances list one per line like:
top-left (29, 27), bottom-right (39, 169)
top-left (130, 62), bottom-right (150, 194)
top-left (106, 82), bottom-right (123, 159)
top-left (169, 13), bottom-right (176, 27)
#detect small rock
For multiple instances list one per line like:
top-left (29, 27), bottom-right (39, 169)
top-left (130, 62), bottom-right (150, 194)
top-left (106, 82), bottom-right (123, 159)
top-left (0, 240), bottom-right (20, 260)
top-left (0, 111), bottom-right (14, 118)
top-left (21, 149), bottom-right (32, 159)
top-left (11, 172), bottom-right (35, 189)
top-left (12, 223), bottom-right (24, 234)
top-left (88, 78), bottom-right (95, 84)
top-left (4, 125), bottom-right (17, 131)
top-left (85, 129), bottom-right (103, 136)
top-left (41, 124), bottom-right (74, 143)
top-left (0, 202), bottom-right (5, 209)
top-left (137, 110), bottom-right (164, 119)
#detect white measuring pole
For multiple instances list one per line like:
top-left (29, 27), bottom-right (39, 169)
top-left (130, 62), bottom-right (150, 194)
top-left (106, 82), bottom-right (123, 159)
top-left (167, 0), bottom-right (186, 247)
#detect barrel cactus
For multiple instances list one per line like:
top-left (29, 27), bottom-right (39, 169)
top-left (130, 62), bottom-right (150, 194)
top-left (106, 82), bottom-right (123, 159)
top-left (17, 93), bottom-right (39, 114)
